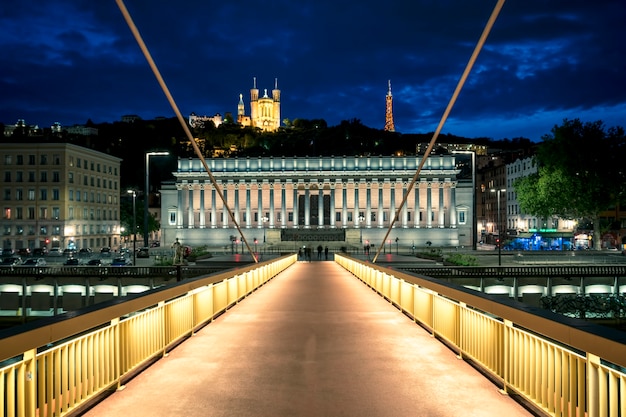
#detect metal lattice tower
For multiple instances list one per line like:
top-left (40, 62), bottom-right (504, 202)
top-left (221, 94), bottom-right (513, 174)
top-left (384, 80), bottom-right (395, 132)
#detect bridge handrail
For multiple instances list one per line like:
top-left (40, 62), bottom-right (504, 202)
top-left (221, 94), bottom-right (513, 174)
top-left (335, 254), bottom-right (626, 417)
top-left (0, 254), bottom-right (296, 417)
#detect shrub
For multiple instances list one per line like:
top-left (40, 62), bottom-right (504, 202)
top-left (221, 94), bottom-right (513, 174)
top-left (444, 253), bottom-right (478, 266)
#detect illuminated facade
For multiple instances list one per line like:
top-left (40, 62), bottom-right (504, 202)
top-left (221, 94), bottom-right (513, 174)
top-left (0, 143), bottom-right (122, 252)
top-left (160, 155), bottom-right (474, 250)
top-left (237, 77), bottom-right (281, 132)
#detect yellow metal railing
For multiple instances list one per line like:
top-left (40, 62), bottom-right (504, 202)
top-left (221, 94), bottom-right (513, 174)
top-left (335, 254), bottom-right (626, 417)
top-left (0, 254), bottom-right (296, 417)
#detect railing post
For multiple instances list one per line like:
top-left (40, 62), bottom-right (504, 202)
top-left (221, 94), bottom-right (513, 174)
top-left (23, 348), bottom-right (37, 417)
top-left (586, 353), bottom-right (601, 417)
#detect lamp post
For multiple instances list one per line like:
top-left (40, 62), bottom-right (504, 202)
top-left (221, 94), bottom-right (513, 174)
top-left (145, 151), bottom-right (169, 248)
top-left (358, 215), bottom-right (365, 243)
top-left (452, 150), bottom-right (476, 250)
top-left (490, 188), bottom-right (506, 266)
top-left (127, 189), bottom-right (137, 265)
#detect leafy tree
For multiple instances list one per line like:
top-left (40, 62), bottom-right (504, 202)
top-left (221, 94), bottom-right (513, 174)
top-left (514, 119), bottom-right (626, 249)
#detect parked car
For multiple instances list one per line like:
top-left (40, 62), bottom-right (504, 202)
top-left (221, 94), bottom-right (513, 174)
top-left (1, 257), bottom-right (22, 266)
top-left (63, 248), bottom-right (77, 257)
top-left (21, 258), bottom-right (47, 267)
top-left (136, 247), bottom-right (150, 258)
top-left (2, 248), bottom-right (14, 257)
top-left (63, 258), bottom-right (80, 266)
top-left (78, 248), bottom-right (93, 256)
top-left (86, 259), bottom-right (102, 266)
top-left (150, 241), bottom-right (160, 248)
top-left (33, 247), bottom-right (48, 256)
top-left (48, 248), bottom-right (62, 256)
top-left (100, 247), bottom-right (112, 257)
top-left (17, 248), bottom-right (31, 257)
top-left (111, 257), bottom-right (132, 266)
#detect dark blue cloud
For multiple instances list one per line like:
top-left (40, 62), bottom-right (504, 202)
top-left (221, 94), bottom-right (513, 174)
top-left (0, 0), bottom-right (624, 141)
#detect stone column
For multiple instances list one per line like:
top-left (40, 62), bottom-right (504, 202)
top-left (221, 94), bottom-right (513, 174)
top-left (304, 185), bottom-right (310, 228)
top-left (342, 182), bottom-right (348, 227)
top-left (318, 184), bottom-right (324, 227)
top-left (402, 182), bottom-right (408, 227)
top-left (378, 185), bottom-right (384, 228)
top-left (426, 182), bottom-right (432, 228)
top-left (176, 184), bottom-right (184, 229)
top-left (199, 184), bottom-right (206, 228)
top-left (222, 187), bottom-right (229, 228)
top-left (354, 183), bottom-right (360, 227)
top-left (449, 182), bottom-right (457, 228)
top-left (329, 181), bottom-right (336, 228)
top-left (415, 182), bottom-right (421, 228)
top-left (187, 185), bottom-right (194, 229)
top-left (269, 181), bottom-right (275, 228)
top-left (234, 182), bottom-right (240, 225)
top-left (292, 183), bottom-right (298, 227)
top-left (390, 182), bottom-right (395, 227)
top-left (246, 182), bottom-right (252, 228)
top-left (439, 181), bottom-right (445, 228)
top-left (211, 187), bottom-right (217, 228)
top-left (281, 182), bottom-right (287, 227)
top-left (366, 182), bottom-right (372, 228)
top-left (257, 182), bottom-right (262, 227)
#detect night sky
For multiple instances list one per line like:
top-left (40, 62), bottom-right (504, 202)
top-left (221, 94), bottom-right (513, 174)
top-left (1, 0), bottom-right (625, 141)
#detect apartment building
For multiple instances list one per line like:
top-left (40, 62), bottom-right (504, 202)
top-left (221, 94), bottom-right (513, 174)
top-left (1, 142), bottom-right (122, 252)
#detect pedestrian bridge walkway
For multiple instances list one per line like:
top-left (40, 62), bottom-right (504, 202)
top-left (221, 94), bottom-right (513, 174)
top-left (82, 260), bottom-right (531, 417)
top-left (2, 254), bottom-right (624, 417)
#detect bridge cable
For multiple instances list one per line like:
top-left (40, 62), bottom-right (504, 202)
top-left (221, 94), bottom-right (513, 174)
top-left (373, 0), bottom-right (507, 263)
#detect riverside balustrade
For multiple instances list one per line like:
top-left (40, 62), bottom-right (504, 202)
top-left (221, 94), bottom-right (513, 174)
top-left (335, 254), bottom-right (626, 417)
top-left (0, 254), bottom-right (296, 417)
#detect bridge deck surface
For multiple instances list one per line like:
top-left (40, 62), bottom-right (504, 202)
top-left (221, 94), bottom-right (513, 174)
top-left (82, 260), bottom-right (534, 417)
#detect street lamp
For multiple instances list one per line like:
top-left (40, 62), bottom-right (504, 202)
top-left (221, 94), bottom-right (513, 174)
top-left (490, 188), bottom-right (506, 266)
top-left (127, 189), bottom-right (137, 265)
top-left (145, 151), bottom-right (169, 248)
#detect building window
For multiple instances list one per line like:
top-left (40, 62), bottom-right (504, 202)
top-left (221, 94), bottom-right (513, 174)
top-left (16, 171), bottom-right (22, 182)
top-left (28, 171), bottom-right (35, 182)
top-left (4, 208), bottom-right (11, 219)
top-left (40, 226), bottom-right (47, 235)
top-left (15, 189), bottom-right (22, 201)
top-left (168, 210), bottom-right (176, 225)
top-left (52, 189), bottom-right (59, 200)
top-left (68, 172), bottom-right (74, 184)
top-left (458, 210), bottom-right (467, 225)
top-left (40, 189), bottom-right (47, 200)
top-left (336, 212), bottom-right (341, 222)
top-left (52, 207), bottom-right (60, 219)
top-left (77, 158), bottom-right (81, 168)
top-left (4, 171), bottom-right (10, 182)
top-left (40, 154), bottom-right (47, 165)
top-left (16, 155), bottom-right (23, 165)
top-left (40, 171), bottom-right (47, 182)
top-left (40, 207), bottom-right (47, 219)
top-left (28, 189), bottom-right (35, 200)
top-left (288, 212), bottom-right (293, 222)
top-left (52, 171), bottom-right (60, 182)
top-left (4, 155), bottom-right (11, 165)
top-left (28, 207), bottom-right (35, 219)
top-left (3, 189), bottom-right (10, 200)
top-left (16, 207), bottom-right (22, 219)
top-left (28, 155), bottom-right (35, 165)
top-left (3, 225), bottom-right (10, 235)
top-left (69, 207), bottom-right (74, 220)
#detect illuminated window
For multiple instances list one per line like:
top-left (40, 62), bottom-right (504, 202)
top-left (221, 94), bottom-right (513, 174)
top-left (169, 210), bottom-right (176, 225)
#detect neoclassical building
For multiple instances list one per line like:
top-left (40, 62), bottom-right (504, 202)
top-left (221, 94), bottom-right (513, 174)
top-left (160, 155), bottom-right (473, 250)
